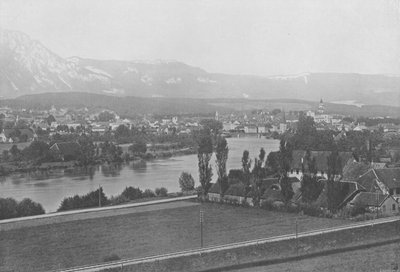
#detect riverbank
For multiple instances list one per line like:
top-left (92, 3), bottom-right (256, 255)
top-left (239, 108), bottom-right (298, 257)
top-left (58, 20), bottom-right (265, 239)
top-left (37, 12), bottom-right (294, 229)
top-left (0, 147), bottom-right (197, 176)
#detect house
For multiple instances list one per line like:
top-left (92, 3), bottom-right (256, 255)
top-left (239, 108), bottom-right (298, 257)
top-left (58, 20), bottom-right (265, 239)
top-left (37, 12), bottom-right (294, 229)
top-left (348, 192), bottom-right (398, 216)
top-left (288, 150), bottom-right (355, 180)
top-left (208, 183), bottom-right (222, 202)
top-left (356, 168), bottom-right (400, 201)
top-left (50, 142), bottom-right (82, 161)
top-left (244, 125), bottom-right (258, 134)
top-left (223, 183), bottom-right (251, 205)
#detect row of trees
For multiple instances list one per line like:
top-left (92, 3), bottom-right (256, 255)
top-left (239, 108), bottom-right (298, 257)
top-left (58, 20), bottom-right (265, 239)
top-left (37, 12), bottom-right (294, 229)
top-left (58, 186), bottom-right (169, 212)
top-left (0, 198), bottom-right (45, 220)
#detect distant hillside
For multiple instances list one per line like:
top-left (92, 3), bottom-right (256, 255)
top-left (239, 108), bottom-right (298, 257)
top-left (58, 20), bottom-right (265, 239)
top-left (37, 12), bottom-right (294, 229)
top-left (2, 92), bottom-right (400, 118)
top-left (1, 29), bottom-right (400, 107)
top-left (0, 92), bottom-right (222, 116)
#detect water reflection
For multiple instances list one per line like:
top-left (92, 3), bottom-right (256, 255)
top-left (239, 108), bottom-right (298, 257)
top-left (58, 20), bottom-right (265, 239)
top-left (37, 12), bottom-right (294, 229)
top-left (101, 164), bottom-right (123, 177)
top-left (131, 160), bottom-right (147, 171)
top-left (0, 138), bottom-right (280, 212)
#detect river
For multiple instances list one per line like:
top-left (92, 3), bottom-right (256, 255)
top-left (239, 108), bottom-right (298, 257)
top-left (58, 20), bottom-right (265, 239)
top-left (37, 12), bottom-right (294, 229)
top-left (0, 137), bottom-right (279, 212)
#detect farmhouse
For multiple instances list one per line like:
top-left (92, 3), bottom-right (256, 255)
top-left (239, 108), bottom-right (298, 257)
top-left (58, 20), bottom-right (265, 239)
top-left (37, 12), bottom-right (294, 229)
top-left (348, 192), bottom-right (398, 216)
top-left (356, 168), bottom-right (400, 201)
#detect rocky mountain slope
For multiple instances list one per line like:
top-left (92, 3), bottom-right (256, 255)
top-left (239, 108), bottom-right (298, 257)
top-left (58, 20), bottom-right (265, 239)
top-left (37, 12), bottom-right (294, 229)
top-left (1, 29), bottom-right (400, 106)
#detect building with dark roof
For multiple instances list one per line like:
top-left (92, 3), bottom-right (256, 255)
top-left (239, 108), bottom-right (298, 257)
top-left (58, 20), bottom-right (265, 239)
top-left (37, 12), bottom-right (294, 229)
top-left (50, 142), bottom-right (82, 161)
top-left (357, 168), bottom-right (400, 200)
top-left (348, 192), bottom-right (398, 216)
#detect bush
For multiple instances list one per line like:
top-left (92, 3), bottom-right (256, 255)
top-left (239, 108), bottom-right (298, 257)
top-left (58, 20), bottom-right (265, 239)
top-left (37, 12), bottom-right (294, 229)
top-left (0, 197), bottom-right (45, 220)
top-left (16, 198), bottom-right (45, 217)
top-left (142, 189), bottom-right (156, 198)
top-left (121, 187), bottom-right (143, 200)
top-left (0, 198), bottom-right (18, 219)
top-left (58, 187), bottom-right (108, 212)
top-left (178, 172), bottom-right (195, 192)
top-left (155, 187), bottom-right (168, 197)
top-left (108, 195), bottom-right (129, 205)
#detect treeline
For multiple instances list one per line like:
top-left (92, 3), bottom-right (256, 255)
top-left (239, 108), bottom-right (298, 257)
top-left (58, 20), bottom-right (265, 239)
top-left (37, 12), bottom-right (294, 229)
top-left (0, 198), bottom-right (45, 220)
top-left (57, 186), bottom-right (169, 212)
top-left (282, 113), bottom-right (384, 161)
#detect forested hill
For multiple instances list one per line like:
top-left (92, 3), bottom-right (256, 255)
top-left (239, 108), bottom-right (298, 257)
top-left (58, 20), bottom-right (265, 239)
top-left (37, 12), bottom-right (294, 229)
top-left (2, 92), bottom-right (400, 118)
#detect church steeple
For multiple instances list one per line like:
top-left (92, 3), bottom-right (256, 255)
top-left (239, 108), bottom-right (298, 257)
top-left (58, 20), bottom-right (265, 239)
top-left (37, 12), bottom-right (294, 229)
top-left (317, 99), bottom-right (325, 114)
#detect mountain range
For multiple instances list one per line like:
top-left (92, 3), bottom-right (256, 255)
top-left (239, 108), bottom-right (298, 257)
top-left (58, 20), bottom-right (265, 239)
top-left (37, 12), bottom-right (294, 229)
top-left (1, 28), bottom-right (400, 107)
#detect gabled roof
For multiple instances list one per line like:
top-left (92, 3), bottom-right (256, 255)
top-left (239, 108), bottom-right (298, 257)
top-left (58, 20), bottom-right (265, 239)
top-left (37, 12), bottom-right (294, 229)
top-left (357, 168), bottom-right (400, 191)
top-left (356, 169), bottom-right (378, 192)
top-left (374, 168), bottom-right (400, 189)
top-left (290, 150), bottom-right (354, 172)
top-left (351, 192), bottom-right (388, 207)
top-left (50, 142), bottom-right (82, 157)
top-left (224, 183), bottom-right (246, 197)
top-left (208, 183), bottom-right (221, 194)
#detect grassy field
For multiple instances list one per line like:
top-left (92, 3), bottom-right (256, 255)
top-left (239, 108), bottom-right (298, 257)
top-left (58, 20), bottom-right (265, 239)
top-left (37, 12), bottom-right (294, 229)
top-left (232, 241), bottom-right (400, 272)
top-left (0, 201), bottom-right (348, 272)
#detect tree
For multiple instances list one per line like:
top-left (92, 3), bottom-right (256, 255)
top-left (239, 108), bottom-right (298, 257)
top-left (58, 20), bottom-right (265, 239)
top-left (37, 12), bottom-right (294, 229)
top-left (179, 172), bottom-right (195, 192)
top-left (215, 136), bottom-right (229, 196)
top-left (9, 145), bottom-right (21, 160)
top-left (77, 135), bottom-right (95, 165)
top-left (129, 140), bottom-right (147, 155)
top-left (300, 175), bottom-right (324, 203)
top-left (0, 198), bottom-right (18, 219)
top-left (98, 111), bottom-right (115, 122)
top-left (46, 114), bottom-right (56, 126)
top-left (197, 130), bottom-right (213, 198)
top-left (2, 150), bottom-right (9, 162)
top-left (279, 139), bottom-right (292, 174)
top-left (280, 176), bottom-right (294, 202)
top-left (155, 187), bottom-right (168, 196)
top-left (16, 198), bottom-right (45, 217)
top-left (22, 141), bottom-right (54, 163)
top-left (115, 124), bottom-right (131, 141)
top-left (266, 151), bottom-right (280, 175)
top-left (241, 150), bottom-right (252, 197)
top-left (327, 150), bottom-right (342, 180)
top-left (251, 148), bottom-right (267, 206)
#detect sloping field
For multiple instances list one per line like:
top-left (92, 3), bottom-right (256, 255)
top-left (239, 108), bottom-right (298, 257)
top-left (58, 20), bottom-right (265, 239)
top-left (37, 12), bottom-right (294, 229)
top-left (232, 241), bottom-right (400, 272)
top-left (0, 202), bottom-right (348, 272)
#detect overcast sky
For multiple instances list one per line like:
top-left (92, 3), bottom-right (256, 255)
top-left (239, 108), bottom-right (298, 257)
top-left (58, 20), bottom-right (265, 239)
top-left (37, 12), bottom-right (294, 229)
top-left (1, 0), bottom-right (400, 76)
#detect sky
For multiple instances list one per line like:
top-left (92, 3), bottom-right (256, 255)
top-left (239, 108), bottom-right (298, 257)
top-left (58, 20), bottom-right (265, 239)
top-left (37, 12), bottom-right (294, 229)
top-left (1, 0), bottom-right (400, 76)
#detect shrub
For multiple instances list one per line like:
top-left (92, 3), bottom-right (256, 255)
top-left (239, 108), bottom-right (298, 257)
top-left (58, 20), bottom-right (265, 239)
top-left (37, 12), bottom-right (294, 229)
top-left (58, 187), bottom-right (108, 212)
top-left (155, 187), bottom-right (168, 197)
top-left (121, 187), bottom-right (143, 200)
top-left (142, 189), bottom-right (156, 198)
top-left (0, 197), bottom-right (45, 220)
top-left (16, 198), bottom-right (45, 217)
top-left (108, 195), bottom-right (129, 205)
top-left (178, 172), bottom-right (195, 192)
top-left (0, 198), bottom-right (18, 219)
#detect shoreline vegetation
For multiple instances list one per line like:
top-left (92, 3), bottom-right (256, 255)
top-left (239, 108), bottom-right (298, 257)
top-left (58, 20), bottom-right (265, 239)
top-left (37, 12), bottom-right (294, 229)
top-left (0, 145), bottom-right (196, 176)
top-left (0, 185), bottom-right (197, 220)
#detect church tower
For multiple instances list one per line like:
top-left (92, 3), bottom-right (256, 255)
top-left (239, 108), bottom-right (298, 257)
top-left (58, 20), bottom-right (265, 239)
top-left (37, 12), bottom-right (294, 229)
top-left (317, 99), bottom-right (325, 114)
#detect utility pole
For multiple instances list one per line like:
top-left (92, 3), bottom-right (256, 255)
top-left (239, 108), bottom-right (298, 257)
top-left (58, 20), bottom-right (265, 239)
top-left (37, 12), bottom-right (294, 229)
top-left (200, 210), bottom-right (204, 248)
top-left (295, 217), bottom-right (299, 257)
top-left (376, 191), bottom-right (379, 218)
